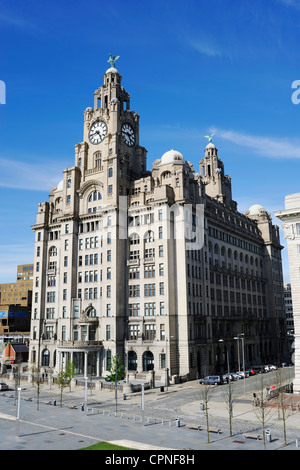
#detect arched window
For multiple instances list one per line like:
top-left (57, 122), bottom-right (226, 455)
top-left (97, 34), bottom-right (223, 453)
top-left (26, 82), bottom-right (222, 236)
top-left (87, 308), bottom-right (97, 317)
top-left (42, 349), bottom-right (50, 367)
top-left (128, 351), bottom-right (137, 371)
top-left (88, 191), bottom-right (102, 202)
top-left (144, 230), bottom-right (154, 243)
top-left (142, 350), bottom-right (154, 371)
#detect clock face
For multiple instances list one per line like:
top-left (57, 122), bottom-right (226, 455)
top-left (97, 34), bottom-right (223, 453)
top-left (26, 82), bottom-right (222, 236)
top-left (122, 123), bottom-right (135, 147)
top-left (89, 121), bottom-right (107, 144)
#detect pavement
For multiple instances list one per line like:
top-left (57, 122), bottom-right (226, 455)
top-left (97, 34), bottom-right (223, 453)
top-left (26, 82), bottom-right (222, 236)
top-left (1, 376), bottom-right (300, 452)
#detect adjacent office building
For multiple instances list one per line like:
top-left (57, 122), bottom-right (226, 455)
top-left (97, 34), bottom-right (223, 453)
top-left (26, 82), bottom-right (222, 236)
top-left (28, 60), bottom-right (287, 382)
top-left (275, 195), bottom-right (300, 393)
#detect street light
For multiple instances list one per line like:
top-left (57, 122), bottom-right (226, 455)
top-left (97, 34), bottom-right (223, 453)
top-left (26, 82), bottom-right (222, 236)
top-left (219, 339), bottom-right (232, 418)
top-left (234, 334), bottom-right (245, 396)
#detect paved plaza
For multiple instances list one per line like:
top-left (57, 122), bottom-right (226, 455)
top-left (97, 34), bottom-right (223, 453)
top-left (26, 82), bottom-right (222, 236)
top-left (0, 376), bottom-right (300, 451)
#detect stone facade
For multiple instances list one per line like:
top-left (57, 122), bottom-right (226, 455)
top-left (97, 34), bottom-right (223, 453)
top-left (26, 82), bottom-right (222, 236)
top-left (28, 62), bottom-right (288, 383)
top-left (275, 194), bottom-right (300, 392)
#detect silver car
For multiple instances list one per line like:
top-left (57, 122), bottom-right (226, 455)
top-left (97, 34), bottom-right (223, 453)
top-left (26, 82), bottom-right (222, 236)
top-left (0, 382), bottom-right (8, 391)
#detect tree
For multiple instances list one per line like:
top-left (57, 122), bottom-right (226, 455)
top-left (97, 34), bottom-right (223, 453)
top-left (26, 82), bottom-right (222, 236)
top-left (56, 361), bottom-right (76, 407)
top-left (252, 373), bottom-right (276, 449)
top-left (222, 379), bottom-right (238, 437)
top-left (199, 384), bottom-right (216, 444)
top-left (104, 354), bottom-right (125, 414)
top-left (274, 368), bottom-right (293, 446)
top-left (31, 365), bottom-right (43, 410)
top-left (104, 354), bottom-right (125, 383)
top-left (65, 360), bottom-right (76, 392)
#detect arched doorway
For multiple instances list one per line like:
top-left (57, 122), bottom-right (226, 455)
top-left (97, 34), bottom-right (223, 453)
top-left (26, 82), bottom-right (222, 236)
top-left (128, 351), bottom-right (137, 371)
top-left (143, 351), bottom-right (154, 371)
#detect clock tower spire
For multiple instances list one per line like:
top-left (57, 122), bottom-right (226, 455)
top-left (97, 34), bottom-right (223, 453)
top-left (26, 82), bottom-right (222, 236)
top-left (74, 56), bottom-right (147, 204)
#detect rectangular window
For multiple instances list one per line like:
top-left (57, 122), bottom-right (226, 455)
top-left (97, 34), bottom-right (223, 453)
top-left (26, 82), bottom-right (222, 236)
top-left (129, 303), bottom-right (140, 316)
top-left (145, 283), bottom-right (155, 296)
top-left (129, 285), bottom-right (140, 297)
top-left (145, 324), bottom-right (156, 340)
top-left (129, 324), bottom-right (139, 340)
top-left (106, 325), bottom-right (111, 340)
top-left (145, 302), bottom-right (156, 316)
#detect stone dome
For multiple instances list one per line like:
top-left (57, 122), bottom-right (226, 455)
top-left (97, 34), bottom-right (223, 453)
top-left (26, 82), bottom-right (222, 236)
top-left (248, 204), bottom-right (266, 215)
top-left (160, 149), bottom-right (184, 165)
top-left (55, 180), bottom-right (63, 192)
top-left (206, 142), bottom-right (216, 149)
top-left (105, 67), bottom-right (119, 74)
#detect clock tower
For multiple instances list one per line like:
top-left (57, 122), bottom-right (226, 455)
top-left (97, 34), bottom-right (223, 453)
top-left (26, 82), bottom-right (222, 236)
top-left (75, 57), bottom-right (147, 206)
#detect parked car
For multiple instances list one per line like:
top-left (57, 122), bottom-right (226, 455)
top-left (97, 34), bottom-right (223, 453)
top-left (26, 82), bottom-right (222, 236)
top-left (222, 373), bottom-right (234, 383)
top-left (200, 375), bottom-right (223, 385)
top-left (235, 371), bottom-right (246, 379)
top-left (0, 382), bottom-right (8, 391)
top-left (246, 368), bottom-right (256, 376)
top-left (268, 364), bottom-right (277, 370)
top-left (252, 365), bottom-right (264, 374)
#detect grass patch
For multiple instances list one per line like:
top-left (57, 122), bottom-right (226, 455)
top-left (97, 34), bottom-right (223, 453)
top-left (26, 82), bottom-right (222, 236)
top-left (79, 441), bottom-right (136, 450)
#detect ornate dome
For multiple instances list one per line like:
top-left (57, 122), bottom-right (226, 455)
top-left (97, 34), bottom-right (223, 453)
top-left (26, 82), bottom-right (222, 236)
top-left (55, 180), bottom-right (63, 192)
top-left (206, 142), bottom-right (216, 149)
top-left (248, 204), bottom-right (266, 215)
top-left (160, 149), bottom-right (184, 165)
top-left (105, 67), bottom-right (119, 74)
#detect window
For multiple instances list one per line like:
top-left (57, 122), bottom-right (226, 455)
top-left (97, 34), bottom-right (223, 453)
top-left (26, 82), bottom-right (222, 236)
top-left (129, 303), bottom-right (140, 316)
top-left (145, 302), bottom-right (156, 316)
top-left (108, 185), bottom-right (113, 194)
top-left (129, 285), bottom-right (140, 297)
top-left (106, 304), bottom-right (111, 317)
top-left (145, 324), bottom-right (156, 340)
top-left (145, 248), bottom-right (155, 259)
top-left (129, 324), bottom-right (139, 340)
top-left (95, 152), bottom-right (102, 168)
top-left (159, 245), bottom-right (164, 257)
top-left (144, 265), bottom-right (155, 278)
top-left (145, 230), bottom-right (154, 243)
top-left (160, 301), bottom-right (165, 315)
top-left (159, 282), bottom-right (164, 295)
top-left (160, 324), bottom-right (165, 341)
top-left (47, 291), bottom-right (56, 303)
top-left (108, 167), bottom-right (113, 177)
top-left (129, 266), bottom-right (140, 279)
top-left (145, 283), bottom-right (155, 296)
top-left (106, 325), bottom-right (111, 340)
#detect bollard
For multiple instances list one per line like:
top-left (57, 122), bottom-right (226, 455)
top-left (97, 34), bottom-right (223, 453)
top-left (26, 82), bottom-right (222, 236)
top-left (123, 393), bottom-right (126, 400)
top-left (265, 429), bottom-right (271, 443)
top-left (175, 417), bottom-right (180, 428)
top-left (200, 401), bottom-right (205, 411)
top-left (52, 398), bottom-right (56, 406)
top-left (80, 403), bottom-right (84, 412)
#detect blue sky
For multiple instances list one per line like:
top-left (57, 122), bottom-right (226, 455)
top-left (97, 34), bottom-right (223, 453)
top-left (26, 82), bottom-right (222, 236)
top-left (1, 0), bottom-right (300, 282)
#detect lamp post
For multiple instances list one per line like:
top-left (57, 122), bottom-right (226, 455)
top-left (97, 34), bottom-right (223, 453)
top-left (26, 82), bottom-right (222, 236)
top-left (219, 339), bottom-right (232, 418)
top-left (234, 333), bottom-right (245, 395)
top-left (16, 386), bottom-right (21, 437)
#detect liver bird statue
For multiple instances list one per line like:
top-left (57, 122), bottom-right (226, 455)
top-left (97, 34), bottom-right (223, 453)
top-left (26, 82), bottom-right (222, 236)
top-left (107, 54), bottom-right (120, 68)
